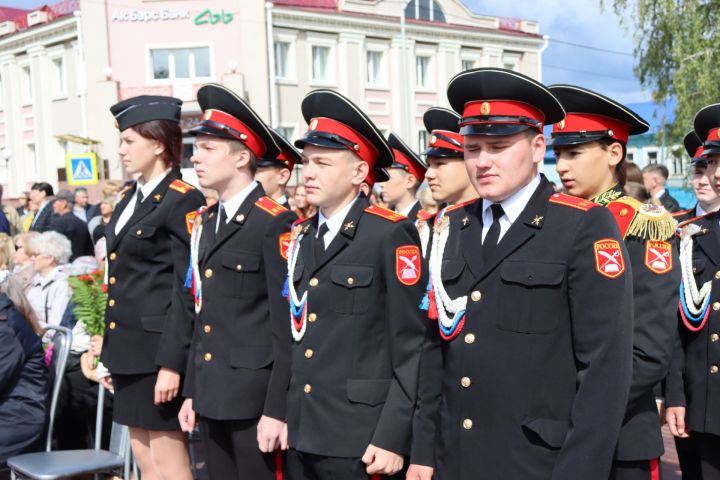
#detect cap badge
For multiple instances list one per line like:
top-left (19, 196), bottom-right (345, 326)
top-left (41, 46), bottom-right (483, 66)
top-left (310, 119), bottom-right (318, 130)
top-left (240, 133), bottom-right (248, 141)
top-left (557, 120), bottom-right (565, 130)
top-left (203, 110), bottom-right (212, 120)
top-left (429, 135), bottom-right (437, 145)
top-left (716, 130), bottom-right (720, 140)
top-left (608, 129), bottom-right (615, 137)
top-left (480, 102), bottom-right (491, 115)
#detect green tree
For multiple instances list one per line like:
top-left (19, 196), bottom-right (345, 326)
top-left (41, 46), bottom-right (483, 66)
top-left (609, 0), bottom-right (720, 145)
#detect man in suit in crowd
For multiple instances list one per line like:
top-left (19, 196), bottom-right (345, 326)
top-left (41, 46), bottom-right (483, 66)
top-left (643, 163), bottom-right (682, 212)
top-left (50, 190), bottom-right (94, 261)
top-left (29, 182), bottom-right (55, 232)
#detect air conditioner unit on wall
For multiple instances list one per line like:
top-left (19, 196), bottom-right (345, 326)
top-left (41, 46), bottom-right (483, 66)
top-left (0, 21), bottom-right (17, 36)
top-left (27, 10), bottom-right (50, 27)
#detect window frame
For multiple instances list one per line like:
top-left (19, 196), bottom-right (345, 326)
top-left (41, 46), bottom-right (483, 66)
top-left (20, 62), bottom-right (33, 105)
top-left (307, 33), bottom-right (337, 87)
top-left (48, 51), bottom-right (67, 99)
top-left (146, 42), bottom-right (215, 84)
top-left (414, 46), bottom-right (436, 91)
top-left (274, 29), bottom-right (298, 85)
top-left (502, 51), bottom-right (522, 72)
top-left (365, 40), bottom-right (390, 90)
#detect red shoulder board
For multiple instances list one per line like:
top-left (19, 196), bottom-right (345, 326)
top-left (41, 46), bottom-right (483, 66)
top-left (255, 196), bottom-right (288, 217)
top-left (365, 205), bottom-right (406, 222)
top-left (416, 209), bottom-right (434, 221)
top-left (677, 213), bottom-right (709, 230)
top-left (169, 179), bottom-right (194, 194)
top-left (548, 193), bottom-right (598, 212)
top-left (445, 198), bottom-right (478, 214)
top-left (606, 200), bottom-right (638, 238)
top-left (672, 208), bottom-right (693, 218)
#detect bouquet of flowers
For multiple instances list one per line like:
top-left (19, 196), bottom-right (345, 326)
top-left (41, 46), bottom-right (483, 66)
top-left (68, 270), bottom-right (107, 367)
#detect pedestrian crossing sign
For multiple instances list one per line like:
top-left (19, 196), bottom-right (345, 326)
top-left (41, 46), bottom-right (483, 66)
top-left (65, 153), bottom-right (99, 185)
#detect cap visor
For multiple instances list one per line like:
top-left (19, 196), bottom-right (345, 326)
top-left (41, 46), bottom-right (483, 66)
top-left (459, 123), bottom-right (535, 137)
top-left (294, 135), bottom-right (349, 151)
top-left (188, 124), bottom-right (238, 141)
top-left (547, 134), bottom-right (608, 147)
top-left (423, 147), bottom-right (464, 158)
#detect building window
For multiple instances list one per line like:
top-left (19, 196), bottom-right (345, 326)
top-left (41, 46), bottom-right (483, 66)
top-left (312, 46), bottom-right (330, 82)
top-left (418, 130), bottom-right (428, 153)
top-left (366, 50), bottom-right (385, 86)
top-left (503, 52), bottom-right (521, 72)
top-left (626, 152), bottom-right (634, 163)
top-left (647, 150), bottom-right (658, 165)
top-left (404, 0), bottom-right (446, 22)
top-left (416, 55), bottom-right (432, 88)
top-left (27, 143), bottom-right (37, 175)
top-left (276, 126), bottom-right (294, 141)
top-left (461, 59), bottom-right (475, 71)
top-left (150, 47), bottom-right (211, 81)
top-left (21, 66), bottom-right (32, 102)
top-left (51, 57), bottom-right (65, 95)
top-left (275, 41), bottom-right (290, 80)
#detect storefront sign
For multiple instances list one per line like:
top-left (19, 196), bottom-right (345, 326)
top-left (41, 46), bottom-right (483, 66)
top-left (111, 9), bottom-right (190, 22)
top-left (194, 9), bottom-right (234, 25)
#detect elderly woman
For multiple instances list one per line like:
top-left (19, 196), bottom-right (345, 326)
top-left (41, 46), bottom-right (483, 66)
top-left (12, 231), bottom-right (39, 291)
top-left (25, 231), bottom-right (72, 333)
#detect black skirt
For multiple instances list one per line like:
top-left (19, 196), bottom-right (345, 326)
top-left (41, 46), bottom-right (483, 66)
top-left (112, 373), bottom-right (183, 431)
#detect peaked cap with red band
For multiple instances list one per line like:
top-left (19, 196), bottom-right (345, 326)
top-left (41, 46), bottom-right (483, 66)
top-left (295, 89), bottom-right (393, 170)
top-left (190, 83), bottom-right (279, 160)
top-left (387, 132), bottom-right (427, 182)
top-left (423, 107), bottom-right (464, 158)
top-left (257, 128), bottom-right (300, 172)
top-left (548, 85), bottom-right (649, 147)
top-left (683, 131), bottom-right (708, 166)
top-left (364, 168), bottom-right (389, 188)
top-left (693, 104), bottom-right (720, 158)
top-left (447, 68), bottom-right (565, 136)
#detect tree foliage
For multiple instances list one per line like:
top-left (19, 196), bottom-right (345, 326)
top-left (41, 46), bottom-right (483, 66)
top-left (608, 0), bottom-right (720, 144)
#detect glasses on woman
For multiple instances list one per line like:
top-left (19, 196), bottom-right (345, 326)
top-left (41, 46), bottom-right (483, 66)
top-left (15, 244), bottom-right (23, 250)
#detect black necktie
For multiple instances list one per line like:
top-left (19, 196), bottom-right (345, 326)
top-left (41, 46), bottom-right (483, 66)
top-left (134, 189), bottom-right (144, 212)
top-left (482, 204), bottom-right (505, 260)
top-left (216, 204), bottom-right (228, 235)
top-left (315, 223), bottom-right (329, 261)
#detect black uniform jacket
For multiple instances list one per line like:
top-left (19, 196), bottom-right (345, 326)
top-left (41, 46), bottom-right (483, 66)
top-left (287, 194), bottom-right (428, 458)
top-left (101, 170), bottom-right (205, 375)
top-left (412, 178), bottom-right (634, 480)
top-left (666, 211), bottom-right (720, 436)
top-left (660, 191), bottom-right (682, 213)
top-left (183, 184), bottom-right (295, 421)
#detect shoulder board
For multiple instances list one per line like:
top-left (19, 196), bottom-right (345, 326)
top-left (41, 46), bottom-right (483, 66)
top-left (169, 179), bottom-right (195, 194)
top-left (672, 208), bottom-right (694, 218)
top-left (365, 205), bottom-right (406, 222)
top-left (445, 198), bottom-right (478, 214)
top-left (416, 209), bottom-right (434, 221)
top-left (255, 196), bottom-right (288, 217)
top-left (677, 212), bottom-right (711, 230)
top-left (608, 196), bottom-right (677, 241)
top-left (548, 193), bottom-right (598, 211)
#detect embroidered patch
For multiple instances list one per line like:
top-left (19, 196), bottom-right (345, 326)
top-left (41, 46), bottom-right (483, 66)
top-left (396, 245), bottom-right (421, 285)
top-left (279, 232), bottom-right (291, 260)
top-left (549, 193), bottom-right (598, 211)
top-left (593, 238), bottom-right (625, 279)
top-left (365, 205), bottom-right (406, 222)
top-left (169, 179), bottom-right (194, 194)
top-left (255, 196), bottom-right (287, 216)
top-left (185, 210), bottom-right (201, 235)
top-left (645, 240), bottom-right (672, 274)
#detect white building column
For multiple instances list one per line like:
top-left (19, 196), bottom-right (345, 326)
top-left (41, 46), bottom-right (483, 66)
top-left (481, 45), bottom-right (502, 68)
top-left (390, 36), bottom-right (415, 140)
top-left (337, 32), bottom-right (365, 102)
top-left (438, 41), bottom-right (461, 108)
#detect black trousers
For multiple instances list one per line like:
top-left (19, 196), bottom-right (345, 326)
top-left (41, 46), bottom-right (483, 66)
top-left (286, 448), bottom-right (405, 480)
top-left (609, 459), bottom-right (660, 480)
top-left (692, 432), bottom-right (720, 480)
top-left (675, 435), bottom-right (702, 480)
top-left (198, 416), bottom-right (282, 480)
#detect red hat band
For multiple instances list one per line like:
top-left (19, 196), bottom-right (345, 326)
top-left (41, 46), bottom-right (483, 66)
top-left (695, 146), bottom-right (706, 159)
top-left (427, 130), bottom-right (464, 153)
top-left (706, 127), bottom-right (720, 143)
top-left (307, 117), bottom-right (379, 168)
top-left (201, 109), bottom-right (266, 157)
top-left (391, 149), bottom-right (426, 182)
top-left (553, 113), bottom-right (631, 143)
top-left (276, 150), bottom-right (295, 170)
top-left (461, 100), bottom-right (545, 130)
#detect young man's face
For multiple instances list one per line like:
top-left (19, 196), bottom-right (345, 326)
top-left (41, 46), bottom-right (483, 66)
top-left (691, 163), bottom-right (719, 205)
top-left (706, 154), bottom-right (720, 197)
top-left (191, 135), bottom-right (244, 192)
top-left (380, 168), bottom-right (411, 206)
top-left (464, 130), bottom-right (544, 203)
top-left (424, 157), bottom-right (472, 204)
top-left (255, 165), bottom-right (289, 199)
top-left (301, 144), bottom-right (366, 210)
top-left (554, 141), bottom-right (621, 200)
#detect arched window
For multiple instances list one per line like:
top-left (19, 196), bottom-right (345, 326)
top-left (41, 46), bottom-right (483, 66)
top-left (404, 0), bottom-right (446, 22)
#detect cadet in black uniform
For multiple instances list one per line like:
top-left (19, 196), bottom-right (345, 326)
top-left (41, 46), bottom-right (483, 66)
top-left (675, 131), bottom-right (720, 224)
top-left (99, 96), bottom-right (205, 480)
top-left (285, 89), bottom-right (428, 480)
top-left (666, 103), bottom-right (720, 480)
top-left (549, 85), bottom-right (680, 480)
top-left (408, 68), bottom-right (634, 480)
top-left (176, 84), bottom-right (295, 479)
top-left (382, 133), bottom-right (426, 221)
top-left (255, 129), bottom-right (300, 210)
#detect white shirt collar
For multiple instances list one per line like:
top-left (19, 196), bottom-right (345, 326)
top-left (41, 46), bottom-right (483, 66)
top-left (218, 181), bottom-right (258, 226)
top-left (653, 188), bottom-right (666, 200)
top-left (697, 203), bottom-right (707, 217)
top-left (399, 200), bottom-right (418, 218)
top-left (482, 174), bottom-right (541, 227)
top-left (317, 194), bottom-right (360, 245)
top-left (277, 194), bottom-right (288, 206)
top-left (137, 168), bottom-right (172, 201)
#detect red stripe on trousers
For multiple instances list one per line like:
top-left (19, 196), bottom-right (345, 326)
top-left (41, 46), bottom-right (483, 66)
top-left (650, 458), bottom-right (660, 480)
top-left (370, 476), bottom-right (380, 480)
top-left (275, 449), bottom-right (283, 480)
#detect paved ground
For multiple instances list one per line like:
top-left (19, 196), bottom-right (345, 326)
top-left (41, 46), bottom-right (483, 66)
top-left (662, 425), bottom-right (682, 479)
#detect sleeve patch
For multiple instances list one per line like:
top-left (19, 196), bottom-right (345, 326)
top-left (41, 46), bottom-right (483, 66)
top-left (645, 240), bottom-right (672, 274)
top-left (548, 193), bottom-right (598, 211)
top-left (279, 232), bottom-right (291, 260)
top-left (396, 245), bottom-right (421, 285)
top-left (185, 210), bottom-right (202, 235)
top-left (169, 179), bottom-right (195, 194)
top-left (365, 205), bottom-right (406, 222)
top-left (593, 238), bottom-right (626, 279)
top-left (255, 196), bottom-right (288, 217)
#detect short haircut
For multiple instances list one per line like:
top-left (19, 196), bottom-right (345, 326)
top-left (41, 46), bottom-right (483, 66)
top-left (642, 163), bottom-right (669, 180)
top-left (30, 231), bottom-right (72, 264)
top-left (31, 182), bottom-right (54, 197)
top-left (228, 140), bottom-right (258, 173)
top-left (74, 187), bottom-right (88, 194)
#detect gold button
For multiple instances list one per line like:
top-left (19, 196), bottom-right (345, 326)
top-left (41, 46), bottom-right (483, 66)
top-left (203, 325), bottom-right (211, 334)
top-left (204, 353), bottom-right (212, 362)
top-left (619, 208), bottom-right (628, 217)
top-left (347, 277), bottom-right (354, 285)
top-left (236, 264), bottom-right (242, 271)
top-left (108, 299), bottom-right (115, 307)
top-left (711, 365), bottom-right (719, 374)
top-left (464, 333), bottom-right (476, 344)
top-left (463, 419), bottom-right (473, 429)
top-left (108, 321), bottom-right (116, 330)
top-left (136, 229), bottom-right (142, 235)
top-left (714, 302), bottom-right (720, 312)
top-left (471, 291), bottom-right (481, 302)
top-left (204, 268), bottom-right (213, 278)
top-left (304, 384), bottom-right (312, 394)
top-left (309, 278), bottom-right (319, 287)
top-left (236, 214), bottom-right (245, 223)
top-left (308, 313), bottom-right (317, 323)
top-left (109, 276), bottom-right (116, 285)
top-left (305, 348), bottom-right (314, 359)
top-left (109, 252), bottom-right (117, 261)
top-left (461, 376), bottom-right (471, 388)
top-left (711, 333), bottom-right (719, 342)
top-left (694, 267), bottom-right (698, 273)
top-left (715, 271), bottom-right (720, 280)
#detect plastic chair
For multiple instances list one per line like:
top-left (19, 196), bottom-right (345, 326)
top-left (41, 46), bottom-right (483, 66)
top-left (7, 383), bottom-right (131, 479)
top-left (42, 325), bottom-right (73, 452)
